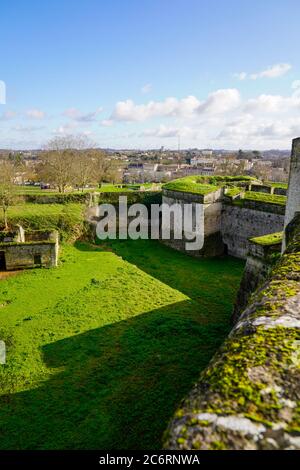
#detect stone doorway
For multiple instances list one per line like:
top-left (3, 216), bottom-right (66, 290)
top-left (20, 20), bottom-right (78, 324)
top-left (0, 251), bottom-right (6, 271)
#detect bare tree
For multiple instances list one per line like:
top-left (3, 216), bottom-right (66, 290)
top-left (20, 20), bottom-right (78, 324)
top-left (38, 135), bottom-right (117, 191)
top-left (38, 136), bottom-right (84, 192)
top-left (0, 161), bottom-right (17, 230)
top-left (93, 152), bottom-right (120, 186)
top-left (73, 148), bottom-right (104, 190)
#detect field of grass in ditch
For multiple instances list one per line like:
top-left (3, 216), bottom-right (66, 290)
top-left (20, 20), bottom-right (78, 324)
top-left (0, 237), bottom-right (244, 449)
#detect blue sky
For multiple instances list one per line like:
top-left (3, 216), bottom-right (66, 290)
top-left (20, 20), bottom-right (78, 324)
top-left (0, 0), bottom-right (300, 149)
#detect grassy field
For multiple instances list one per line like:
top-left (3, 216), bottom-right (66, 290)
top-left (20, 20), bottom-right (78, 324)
top-left (0, 203), bottom-right (84, 239)
top-left (243, 191), bottom-right (287, 205)
top-left (0, 239), bottom-right (244, 449)
top-left (16, 183), bottom-right (161, 195)
top-left (163, 175), bottom-right (258, 196)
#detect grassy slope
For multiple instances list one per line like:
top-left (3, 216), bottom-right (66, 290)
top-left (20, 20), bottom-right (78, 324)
top-left (0, 240), bottom-right (244, 449)
top-left (0, 204), bottom-right (84, 239)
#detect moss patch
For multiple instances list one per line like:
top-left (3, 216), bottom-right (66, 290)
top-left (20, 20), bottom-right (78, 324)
top-left (250, 232), bottom-right (283, 246)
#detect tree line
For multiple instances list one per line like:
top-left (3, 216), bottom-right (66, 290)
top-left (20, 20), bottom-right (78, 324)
top-left (38, 135), bottom-right (120, 193)
top-left (0, 135), bottom-right (119, 229)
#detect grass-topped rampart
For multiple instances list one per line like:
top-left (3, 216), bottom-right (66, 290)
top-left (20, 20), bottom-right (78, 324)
top-left (163, 175), bottom-right (258, 196)
top-left (0, 203), bottom-right (85, 240)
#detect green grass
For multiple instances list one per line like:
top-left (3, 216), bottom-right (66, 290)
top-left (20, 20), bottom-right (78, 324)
top-left (250, 231), bottom-right (283, 246)
top-left (17, 186), bottom-right (95, 195)
top-left (0, 239), bottom-right (244, 449)
top-left (243, 191), bottom-right (287, 206)
top-left (266, 182), bottom-right (288, 189)
top-left (163, 175), bottom-right (258, 196)
top-left (98, 183), bottom-right (161, 192)
top-left (225, 186), bottom-right (243, 198)
top-left (0, 203), bottom-right (84, 237)
top-left (163, 178), bottom-right (219, 195)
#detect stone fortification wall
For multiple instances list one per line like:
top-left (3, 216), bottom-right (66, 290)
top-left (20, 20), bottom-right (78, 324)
top-left (161, 189), bottom-right (285, 259)
top-left (232, 238), bottom-right (282, 322)
top-left (221, 204), bottom-right (284, 259)
top-left (161, 188), bottom-right (224, 257)
top-left (164, 213), bottom-right (300, 450)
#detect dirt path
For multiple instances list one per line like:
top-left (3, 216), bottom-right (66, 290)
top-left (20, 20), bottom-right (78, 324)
top-left (0, 271), bottom-right (20, 281)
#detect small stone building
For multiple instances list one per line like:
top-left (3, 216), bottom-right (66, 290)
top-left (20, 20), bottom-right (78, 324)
top-left (0, 227), bottom-right (58, 271)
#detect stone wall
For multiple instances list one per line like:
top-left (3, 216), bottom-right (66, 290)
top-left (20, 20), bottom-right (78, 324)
top-left (160, 189), bottom-right (285, 259)
top-left (164, 213), bottom-right (300, 450)
top-left (86, 187), bottom-right (285, 260)
top-left (2, 242), bottom-right (58, 270)
top-left (221, 204), bottom-right (284, 259)
top-left (249, 184), bottom-right (273, 194)
top-left (284, 138), bottom-right (300, 248)
top-left (274, 187), bottom-right (287, 196)
top-left (162, 189), bottom-right (224, 257)
top-left (232, 239), bottom-right (282, 322)
top-left (0, 230), bottom-right (58, 270)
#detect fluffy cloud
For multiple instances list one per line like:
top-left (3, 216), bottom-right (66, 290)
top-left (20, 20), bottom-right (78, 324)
top-left (111, 97), bottom-right (186, 121)
top-left (110, 89), bottom-right (240, 122)
top-left (197, 89), bottom-right (240, 114)
top-left (217, 116), bottom-right (300, 145)
top-left (235, 63), bottom-right (292, 80)
top-left (26, 109), bottom-right (46, 119)
top-left (99, 85), bottom-right (300, 148)
top-left (245, 92), bottom-right (300, 113)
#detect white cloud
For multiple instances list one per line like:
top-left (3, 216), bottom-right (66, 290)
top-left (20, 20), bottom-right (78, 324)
top-left (197, 89), bottom-right (240, 114)
top-left (217, 116), bottom-right (300, 145)
top-left (141, 125), bottom-right (197, 139)
top-left (110, 89), bottom-right (239, 122)
top-left (141, 83), bottom-right (152, 94)
top-left (53, 121), bottom-right (79, 135)
top-left (64, 107), bottom-right (103, 122)
top-left (245, 92), bottom-right (300, 113)
top-left (26, 109), bottom-right (46, 119)
top-left (111, 97), bottom-right (184, 122)
top-left (100, 86), bottom-right (300, 148)
top-left (235, 63), bottom-right (292, 80)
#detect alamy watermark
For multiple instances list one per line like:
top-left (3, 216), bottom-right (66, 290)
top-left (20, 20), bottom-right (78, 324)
top-left (0, 80), bottom-right (6, 104)
top-left (94, 196), bottom-right (204, 251)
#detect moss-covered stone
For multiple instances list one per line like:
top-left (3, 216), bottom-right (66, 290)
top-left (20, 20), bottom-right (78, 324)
top-left (164, 214), bottom-right (300, 450)
top-left (250, 232), bottom-right (283, 246)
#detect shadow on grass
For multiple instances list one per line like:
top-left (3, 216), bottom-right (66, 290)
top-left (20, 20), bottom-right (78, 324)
top-left (0, 240), bottom-right (244, 449)
top-left (0, 299), bottom-right (229, 450)
top-left (75, 238), bottom-right (244, 304)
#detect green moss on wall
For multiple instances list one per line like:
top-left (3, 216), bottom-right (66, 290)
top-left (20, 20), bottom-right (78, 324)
top-left (250, 232), bottom-right (283, 246)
